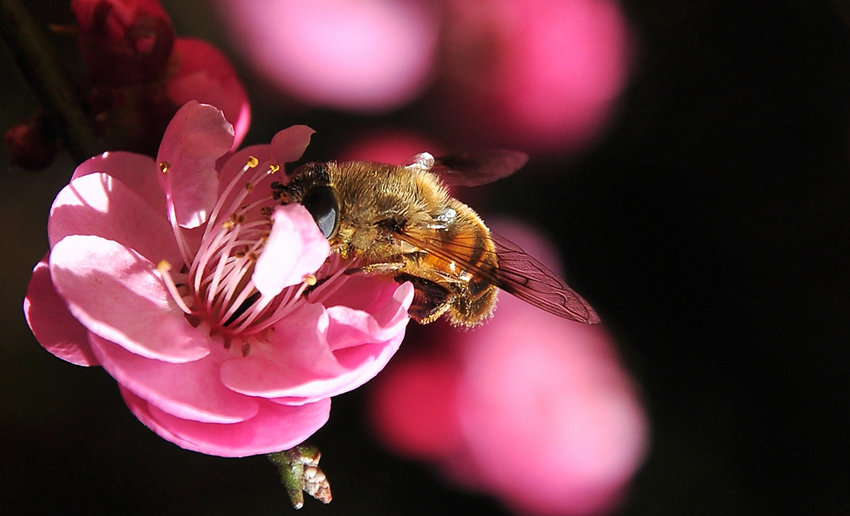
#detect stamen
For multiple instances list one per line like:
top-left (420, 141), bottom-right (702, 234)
top-left (243, 278), bottom-right (316, 335)
top-left (161, 151), bottom-right (344, 344)
top-left (156, 260), bottom-right (193, 314)
top-left (306, 257), bottom-right (357, 306)
top-left (158, 161), bottom-right (197, 266)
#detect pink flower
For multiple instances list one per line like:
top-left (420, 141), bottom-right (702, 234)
top-left (72, 0), bottom-right (251, 152)
top-left (369, 221), bottom-right (648, 515)
top-left (216, 0), bottom-right (439, 112)
top-left (72, 0), bottom-right (175, 86)
top-left (24, 101), bottom-right (412, 457)
top-left (440, 0), bottom-right (633, 155)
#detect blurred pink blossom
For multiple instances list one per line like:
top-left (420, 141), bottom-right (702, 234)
top-left (440, 0), bottom-right (633, 154)
top-left (370, 221), bottom-right (649, 515)
top-left (72, 0), bottom-right (174, 86)
top-left (166, 38), bottom-right (251, 147)
top-left (4, 114), bottom-right (58, 170)
top-left (24, 101), bottom-right (412, 457)
top-left (71, 0), bottom-right (250, 152)
top-left (336, 131), bottom-right (443, 164)
top-left (216, 0), bottom-right (439, 112)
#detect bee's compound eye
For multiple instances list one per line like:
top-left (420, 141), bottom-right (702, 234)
top-left (301, 185), bottom-right (339, 239)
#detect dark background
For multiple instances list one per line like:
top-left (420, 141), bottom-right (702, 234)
top-left (2, 0), bottom-right (849, 514)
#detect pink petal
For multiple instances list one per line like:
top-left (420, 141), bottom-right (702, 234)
top-left (49, 172), bottom-right (182, 267)
top-left (167, 39), bottom-right (251, 149)
top-left (71, 151), bottom-right (166, 215)
top-left (253, 204), bottom-right (330, 297)
top-left (49, 235), bottom-right (209, 363)
top-left (271, 125), bottom-right (315, 165)
top-left (219, 303), bottom-right (341, 399)
top-left (23, 255), bottom-right (98, 366)
top-left (322, 272), bottom-right (411, 315)
top-left (220, 282), bottom-right (411, 402)
top-left (89, 334), bottom-right (258, 424)
top-left (325, 280), bottom-right (413, 351)
top-left (121, 387), bottom-right (331, 457)
top-left (156, 101), bottom-right (234, 229)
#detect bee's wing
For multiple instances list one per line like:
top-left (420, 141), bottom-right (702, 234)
top-left (393, 226), bottom-right (600, 324)
top-left (404, 150), bottom-right (529, 187)
top-left (489, 232), bottom-right (600, 324)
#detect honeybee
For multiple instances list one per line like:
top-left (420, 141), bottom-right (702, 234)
top-left (274, 150), bottom-right (599, 327)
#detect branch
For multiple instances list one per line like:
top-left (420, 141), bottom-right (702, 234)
top-left (0, 0), bottom-right (103, 163)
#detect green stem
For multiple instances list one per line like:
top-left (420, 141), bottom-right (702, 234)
top-left (0, 0), bottom-right (103, 163)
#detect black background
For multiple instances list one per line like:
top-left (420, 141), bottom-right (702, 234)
top-left (1, 0), bottom-right (849, 514)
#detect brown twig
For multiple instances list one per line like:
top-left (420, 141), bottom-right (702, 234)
top-left (0, 0), bottom-right (103, 163)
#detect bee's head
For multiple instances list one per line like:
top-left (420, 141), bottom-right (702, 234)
top-left (276, 162), bottom-right (340, 240)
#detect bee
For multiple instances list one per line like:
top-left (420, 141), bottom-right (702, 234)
top-left (274, 150), bottom-right (599, 327)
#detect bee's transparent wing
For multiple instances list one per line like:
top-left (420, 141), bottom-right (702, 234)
top-left (489, 232), bottom-right (600, 323)
top-left (404, 150), bottom-right (529, 187)
top-left (393, 225), bottom-right (600, 324)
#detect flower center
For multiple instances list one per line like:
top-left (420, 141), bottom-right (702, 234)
top-left (156, 156), bottom-right (348, 354)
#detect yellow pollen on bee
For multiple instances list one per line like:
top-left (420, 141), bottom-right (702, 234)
top-left (246, 156), bottom-right (259, 168)
top-left (158, 161), bottom-right (170, 173)
top-left (269, 164), bottom-right (280, 174)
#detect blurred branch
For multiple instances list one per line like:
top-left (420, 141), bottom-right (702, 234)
top-left (0, 0), bottom-right (103, 163)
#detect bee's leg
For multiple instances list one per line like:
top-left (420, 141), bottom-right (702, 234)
top-left (395, 273), bottom-right (454, 324)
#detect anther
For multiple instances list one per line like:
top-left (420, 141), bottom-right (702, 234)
top-left (159, 161), bottom-right (170, 173)
top-left (246, 156), bottom-right (259, 168)
top-left (269, 164), bottom-right (280, 174)
top-left (241, 342), bottom-right (251, 357)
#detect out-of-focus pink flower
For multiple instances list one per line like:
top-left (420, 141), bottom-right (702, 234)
top-left (440, 0), bottom-right (632, 154)
top-left (166, 39), bottom-right (251, 147)
top-left (71, 0), bottom-right (250, 154)
top-left (4, 114), bottom-right (58, 171)
top-left (24, 101), bottom-right (412, 457)
top-left (336, 131), bottom-right (443, 164)
top-left (216, 0), bottom-right (439, 112)
top-left (370, 221), bottom-right (648, 515)
top-left (72, 0), bottom-right (174, 86)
